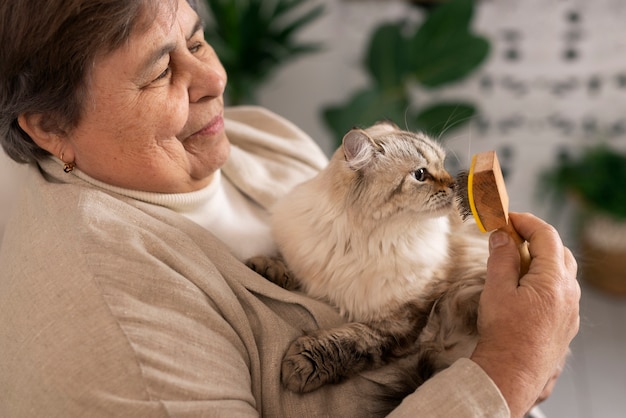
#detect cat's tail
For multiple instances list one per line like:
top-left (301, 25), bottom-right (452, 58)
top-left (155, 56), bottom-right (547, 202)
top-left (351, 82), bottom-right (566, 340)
top-left (366, 349), bottom-right (440, 417)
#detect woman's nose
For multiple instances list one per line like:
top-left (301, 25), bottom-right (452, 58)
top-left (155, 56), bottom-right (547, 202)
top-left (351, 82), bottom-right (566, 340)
top-left (187, 55), bottom-right (227, 103)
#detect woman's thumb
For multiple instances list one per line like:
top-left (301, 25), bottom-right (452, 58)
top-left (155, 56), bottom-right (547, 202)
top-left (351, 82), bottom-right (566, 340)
top-left (486, 230), bottom-right (522, 289)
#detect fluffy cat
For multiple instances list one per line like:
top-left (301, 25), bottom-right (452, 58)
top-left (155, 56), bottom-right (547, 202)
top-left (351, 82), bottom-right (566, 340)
top-left (247, 121), bottom-right (489, 411)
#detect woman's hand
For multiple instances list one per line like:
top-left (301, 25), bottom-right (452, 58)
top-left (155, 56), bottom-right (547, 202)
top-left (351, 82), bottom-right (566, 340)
top-left (534, 353), bottom-right (567, 406)
top-left (470, 212), bottom-right (580, 418)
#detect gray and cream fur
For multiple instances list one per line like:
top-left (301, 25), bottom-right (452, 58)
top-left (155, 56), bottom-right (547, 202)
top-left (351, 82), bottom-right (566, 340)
top-left (248, 121), bottom-right (489, 412)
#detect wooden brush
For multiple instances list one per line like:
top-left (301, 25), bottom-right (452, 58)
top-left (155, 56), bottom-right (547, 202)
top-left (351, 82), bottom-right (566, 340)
top-left (456, 151), bottom-right (531, 276)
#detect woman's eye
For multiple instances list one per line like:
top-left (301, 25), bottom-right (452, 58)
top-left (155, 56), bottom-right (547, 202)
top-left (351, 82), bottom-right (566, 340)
top-left (189, 41), bottom-right (203, 54)
top-left (154, 67), bottom-right (171, 82)
top-left (412, 168), bottom-right (429, 182)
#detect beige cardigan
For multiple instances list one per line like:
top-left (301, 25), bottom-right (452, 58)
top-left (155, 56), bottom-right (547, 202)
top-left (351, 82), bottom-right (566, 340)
top-left (0, 106), bottom-right (508, 417)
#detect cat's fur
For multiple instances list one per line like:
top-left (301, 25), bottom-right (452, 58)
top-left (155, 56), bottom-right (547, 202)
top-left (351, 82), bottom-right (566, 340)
top-left (248, 121), bottom-right (489, 412)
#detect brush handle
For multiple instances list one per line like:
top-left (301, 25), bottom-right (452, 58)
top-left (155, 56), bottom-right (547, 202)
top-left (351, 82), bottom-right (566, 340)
top-left (501, 222), bottom-right (531, 277)
top-left (468, 151), bottom-right (531, 276)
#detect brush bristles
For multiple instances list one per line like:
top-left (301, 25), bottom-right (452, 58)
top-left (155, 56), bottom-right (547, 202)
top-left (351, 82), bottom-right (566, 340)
top-left (455, 171), bottom-right (473, 221)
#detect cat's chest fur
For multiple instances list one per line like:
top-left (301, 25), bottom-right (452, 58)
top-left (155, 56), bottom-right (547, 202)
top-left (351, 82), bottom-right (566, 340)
top-left (273, 193), bottom-right (452, 321)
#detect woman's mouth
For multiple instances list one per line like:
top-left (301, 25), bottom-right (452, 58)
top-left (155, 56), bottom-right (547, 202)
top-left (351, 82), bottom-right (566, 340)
top-left (184, 114), bottom-right (224, 140)
top-left (195, 114), bottom-right (224, 137)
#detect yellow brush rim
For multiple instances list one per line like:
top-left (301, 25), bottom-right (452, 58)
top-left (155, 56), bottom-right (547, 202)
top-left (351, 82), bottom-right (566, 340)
top-left (468, 154), bottom-right (487, 233)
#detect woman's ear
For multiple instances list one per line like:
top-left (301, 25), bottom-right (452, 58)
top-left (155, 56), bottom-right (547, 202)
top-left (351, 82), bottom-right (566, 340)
top-left (17, 113), bottom-right (73, 161)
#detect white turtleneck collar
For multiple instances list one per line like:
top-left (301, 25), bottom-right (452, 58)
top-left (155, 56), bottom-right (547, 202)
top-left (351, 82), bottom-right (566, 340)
top-left (63, 158), bottom-right (277, 261)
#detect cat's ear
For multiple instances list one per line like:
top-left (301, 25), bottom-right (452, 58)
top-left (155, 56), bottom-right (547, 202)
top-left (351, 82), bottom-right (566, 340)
top-left (342, 129), bottom-right (379, 170)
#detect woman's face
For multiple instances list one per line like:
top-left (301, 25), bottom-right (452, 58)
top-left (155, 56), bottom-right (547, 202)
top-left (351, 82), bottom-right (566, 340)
top-left (64, 0), bottom-right (228, 193)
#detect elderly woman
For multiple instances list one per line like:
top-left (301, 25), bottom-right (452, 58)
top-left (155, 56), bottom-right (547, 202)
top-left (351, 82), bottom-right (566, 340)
top-left (0, 0), bottom-right (579, 417)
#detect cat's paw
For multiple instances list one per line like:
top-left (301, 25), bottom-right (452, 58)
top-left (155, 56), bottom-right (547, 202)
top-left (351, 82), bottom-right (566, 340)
top-left (281, 335), bottom-right (331, 393)
top-left (245, 255), bottom-right (298, 290)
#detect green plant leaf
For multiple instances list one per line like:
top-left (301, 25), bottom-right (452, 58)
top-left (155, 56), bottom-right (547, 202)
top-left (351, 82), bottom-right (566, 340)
top-left (413, 102), bottom-right (476, 137)
top-left (365, 23), bottom-right (411, 90)
top-left (413, 0), bottom-right (474, 46)
top-left (409, 0), bottom-right (490, 87)
top-left (413, 36), bottom-right (489, 87)
top-left (542, 146), bottom-right (626, 219)
top-left (275, 4), bottom-right (325, 43)
top-left (272, 0), bottom-right (311, 18)
top-left (323, 87), bottom-right (410, 145)
top-left (203, 0), bottom-right (324, 104)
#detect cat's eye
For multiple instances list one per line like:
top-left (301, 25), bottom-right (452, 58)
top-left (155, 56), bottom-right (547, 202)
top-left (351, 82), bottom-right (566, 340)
top-left (412, 168), bottom-right (429, 182)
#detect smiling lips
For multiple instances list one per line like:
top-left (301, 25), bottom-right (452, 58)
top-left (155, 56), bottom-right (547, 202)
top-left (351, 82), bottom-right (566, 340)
top-left (188, 114), bottom-right (224, 139)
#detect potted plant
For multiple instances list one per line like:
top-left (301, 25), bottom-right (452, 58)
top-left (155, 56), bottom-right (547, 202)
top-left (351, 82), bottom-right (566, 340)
top-left (542, 145), bottom-right (626, 295)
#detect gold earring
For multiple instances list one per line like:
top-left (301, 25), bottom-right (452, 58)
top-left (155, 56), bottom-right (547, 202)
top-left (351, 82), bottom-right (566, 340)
top-left (60, 153), bottom-right (74, 173)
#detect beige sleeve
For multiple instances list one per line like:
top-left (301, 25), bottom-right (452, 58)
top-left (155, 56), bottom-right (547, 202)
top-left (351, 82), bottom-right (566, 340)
top-left (388, 358), bottom-right (510, 417)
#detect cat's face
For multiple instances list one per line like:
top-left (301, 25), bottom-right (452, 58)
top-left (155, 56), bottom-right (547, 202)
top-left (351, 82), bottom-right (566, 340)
top-left (340, 122), bottom-right (455, 221)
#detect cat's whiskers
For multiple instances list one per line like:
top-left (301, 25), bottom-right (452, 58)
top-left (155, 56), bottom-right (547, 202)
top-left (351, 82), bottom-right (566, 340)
top-left (446, 146), bottom-right (463, 172)
top-left (403, 107), bottom-right (411, 132)
top-left (436, 109), bottom-right (479, 142)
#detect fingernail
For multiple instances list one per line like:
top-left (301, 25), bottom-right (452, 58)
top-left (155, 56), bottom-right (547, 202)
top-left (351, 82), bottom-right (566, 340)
top-left (490, 231), bottom-right (510, 249)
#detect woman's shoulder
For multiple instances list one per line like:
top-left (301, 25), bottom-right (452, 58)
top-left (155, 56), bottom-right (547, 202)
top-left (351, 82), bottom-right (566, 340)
top-left (224, 106), bottom-right (328, 169)
top-left (0, 162), bottom-right (203, 276)
top-left (225, 106), bottom-right (314, 144)
top-left (222, 106), bottom-right (329, 209)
